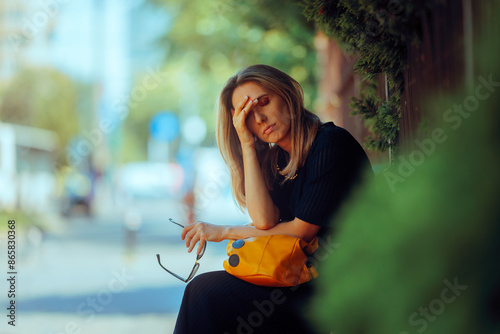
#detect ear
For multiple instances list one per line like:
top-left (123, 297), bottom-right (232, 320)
top-left (230, 108), bottom-right (235, 116)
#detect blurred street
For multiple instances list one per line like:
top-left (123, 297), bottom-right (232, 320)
top-left (1, 193), bottom-right (248, 334)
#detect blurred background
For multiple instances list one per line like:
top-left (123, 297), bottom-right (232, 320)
top-left (1, 0), bottom-right (497, 333)
top-left (0, 0), bottom-right (326, 332)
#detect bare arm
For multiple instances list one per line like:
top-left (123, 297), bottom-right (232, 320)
top-left (182, 218), bottom-right (320, 255)
top-left (232, 96), bottom-right (280, 229)
top-left (224, 218), bottom-right (320, 242)
top-left (241, 146), bottom-right (280, 229)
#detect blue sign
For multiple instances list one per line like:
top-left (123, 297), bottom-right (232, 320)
top-left (149, 112), bottom-right (180, 143)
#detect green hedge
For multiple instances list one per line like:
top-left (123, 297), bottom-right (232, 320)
top-left (308, 3), bottom-right (500, 333)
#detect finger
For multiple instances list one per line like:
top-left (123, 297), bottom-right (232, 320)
top-left (187, 231), bottom-right (200, 253)
top-left (181, 224), bottom-right (195, 240)
top-left (234, 98), bottom-right (258, 124)
top-left (185, 226), bottom-right (197, 248)
top-left (234, 96), bottom-right (249, 116)
top-left (235, 97), bottom-right (257, 119)
top-left (243, 98), bottom-right (258, 115)
top-left (197, 238), bottom-right (206, 256)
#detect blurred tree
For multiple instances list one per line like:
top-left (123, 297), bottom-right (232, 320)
top-left (123, 0), bottom-right (318, 160)
top-left (0, 67), bottom-right (80, 162)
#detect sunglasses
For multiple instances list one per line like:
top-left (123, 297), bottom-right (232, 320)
top-left (156, 218), bottom-right (207, 283)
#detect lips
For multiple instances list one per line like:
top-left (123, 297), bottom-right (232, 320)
top-left (263, 124), bottom-right (276, 135)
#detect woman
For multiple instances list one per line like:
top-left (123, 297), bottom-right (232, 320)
top-left (174, 64), bottom-right (372, 333)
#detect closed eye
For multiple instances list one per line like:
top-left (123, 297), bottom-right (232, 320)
top-left (258, 96), bottom-right (270, 107)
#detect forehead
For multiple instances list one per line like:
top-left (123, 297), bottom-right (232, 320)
top-left (231, 81), bottom-right (270, 107)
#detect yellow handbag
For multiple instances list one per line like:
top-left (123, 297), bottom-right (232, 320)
top-left (223, 234), bottom-right (319, 287)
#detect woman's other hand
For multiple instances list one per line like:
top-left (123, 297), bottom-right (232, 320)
top-left (232, 95), bottom-right (258, 150)
top-left (181, 222), bottom-right (227, 255)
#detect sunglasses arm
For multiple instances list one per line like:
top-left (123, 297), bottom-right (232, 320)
top-left (156, 254), bottom-right (189, 282)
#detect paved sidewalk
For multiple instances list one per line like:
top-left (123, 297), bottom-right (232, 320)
top-left (9, 313), bottom-right (176, 334)
top-left (0, 198), bottom-right (231, 334)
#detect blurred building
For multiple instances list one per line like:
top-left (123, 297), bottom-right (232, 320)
top-left (1, 0), bottom-right (168, 143)
top-left (0, 122), bottom-right (58, 213)
top-left (0, 1), bottom-right (37, 80)
top-left (0, 0), bottom-right (169, 214)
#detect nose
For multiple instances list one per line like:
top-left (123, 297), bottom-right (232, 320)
top-left (253, 110), bottom-right (266, 124)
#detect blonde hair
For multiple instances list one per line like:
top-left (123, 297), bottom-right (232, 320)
top-left (216, 64), bottom-right (321, 210)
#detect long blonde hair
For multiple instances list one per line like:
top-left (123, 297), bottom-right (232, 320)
top-left (216, 64), bottom-right (321, 210)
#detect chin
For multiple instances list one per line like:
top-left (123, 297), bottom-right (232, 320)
top-left (258, 138), bottom-right (274, 145)
top-left (258, 134), bottom-right (278, 144)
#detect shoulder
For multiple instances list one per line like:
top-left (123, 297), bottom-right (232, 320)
top-left (309, 122), bottom-right (361, 156)
top-left (305, 122), bottom-right (368, 178)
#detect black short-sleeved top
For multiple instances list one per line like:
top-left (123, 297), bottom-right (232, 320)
top-left (270, 122), bottom-right (372, 237)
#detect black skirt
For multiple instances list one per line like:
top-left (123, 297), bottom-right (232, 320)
top-left (174, 270), bottom-right (317, 334)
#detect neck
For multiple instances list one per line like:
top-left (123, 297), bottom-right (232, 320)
top-left (276, 131), bottom-right (292, 154)
top-left (277, 142), bottom-right (291, 154)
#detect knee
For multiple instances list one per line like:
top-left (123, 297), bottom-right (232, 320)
top-left (186, 272), bottom-right (212, 290)
top-left (184, 272), bottom-right (222, 301)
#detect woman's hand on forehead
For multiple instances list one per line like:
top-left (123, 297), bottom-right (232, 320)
top-left (232, 95), bottom-right (258, 149)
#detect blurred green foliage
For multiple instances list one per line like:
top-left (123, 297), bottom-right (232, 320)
top-left (124, 0), bottom-right (318, 161)
top-left (310, 3), bottom-right (500, 333)
top-left (0, 210), bottom-right (29, 232)
top-left (349, 80), bottom-right (400, 152)
top-left (302, 0), bottom-right (439, 152)
top-left (0, 67), bottom-right (80, 163)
